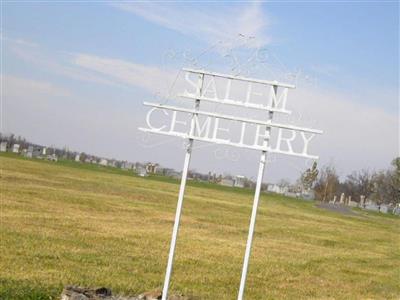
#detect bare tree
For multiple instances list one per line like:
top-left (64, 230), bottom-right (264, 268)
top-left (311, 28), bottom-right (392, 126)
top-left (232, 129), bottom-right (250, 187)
top-left (344, 169), bottom-right (374, 202)
top-left (372, 171), bottom-right (390, 205)
top-left (385, 157), bottom-right (400, 204)
top-left (314, 165), bottom-right (339, 202)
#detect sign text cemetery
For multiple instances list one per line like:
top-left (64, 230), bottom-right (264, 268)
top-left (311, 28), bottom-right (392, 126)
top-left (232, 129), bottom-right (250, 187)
top-left (139, 68), bottom-right (322, 300)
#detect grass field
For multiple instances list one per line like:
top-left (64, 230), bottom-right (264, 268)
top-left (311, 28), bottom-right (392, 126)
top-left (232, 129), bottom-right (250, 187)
top-left (1, 154), bottom-right (399, 299)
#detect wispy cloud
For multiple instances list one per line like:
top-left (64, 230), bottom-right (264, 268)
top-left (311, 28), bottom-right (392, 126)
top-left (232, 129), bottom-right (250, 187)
top-left (6, 37), bottom-right (177, 95)
top-left (111, 2), bottom-right (270, 48)
top-left (72, 53), bottom-right (176, 94)
top-left (6, 37), bottom-right (123, 88)
top-left (5, 75), bottom-right (70, 98)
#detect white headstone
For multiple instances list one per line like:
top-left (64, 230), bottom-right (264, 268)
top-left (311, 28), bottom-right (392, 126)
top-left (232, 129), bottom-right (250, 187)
top-left (99, 159), bottom-right (108, 166)
top-left (234, 175), bottom-right (245, 188)
top-left (379, 205), bottom-right (389, 214)
top-left (0, 141), bottom-right (7, 152)
top-left (12, 144), bottom-right (20, 153)
top-left (339, 193), bottom-right (345, 204)
top-left (360, 195), bottom-right (365, 207)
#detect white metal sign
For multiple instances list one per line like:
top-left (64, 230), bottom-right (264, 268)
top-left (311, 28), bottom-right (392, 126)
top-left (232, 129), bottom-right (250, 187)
top-left (139, 68), bottom-right (322, 300)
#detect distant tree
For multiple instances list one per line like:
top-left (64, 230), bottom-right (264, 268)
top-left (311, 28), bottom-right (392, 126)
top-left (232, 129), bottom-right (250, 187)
top-left (19, 137), bottom-right (28, 149)
top-left (299, 161), bottom-right (319, 191)
top-left (392, 157), bottom-right (400, 171)
top-left (261, 183), bottom-right (268, 191)
top-left (386, 157), bottom-right (400, 204)
top-left (371, 171), bottom-right (391, 205)
top-left (80, 152), bottom-right (88, 162)
top-left (244, 178), bottom-right (251, 188)
top-left (314, 165), bottom-right (339, 202)
top-left (344, 169), bottom-right (374, 202)
top-left (9, 134), bottom-right (15, 144)
top-left (368, 158), bottom-right (399, 205)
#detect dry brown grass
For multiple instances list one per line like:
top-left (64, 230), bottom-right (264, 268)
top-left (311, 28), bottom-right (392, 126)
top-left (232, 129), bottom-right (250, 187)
top-left (1, 154), bottom-right (399, 299)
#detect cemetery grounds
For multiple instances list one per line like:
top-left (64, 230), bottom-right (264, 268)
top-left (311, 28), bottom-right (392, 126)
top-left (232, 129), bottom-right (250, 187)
top-left (0, 153), bottom-right (399, 299)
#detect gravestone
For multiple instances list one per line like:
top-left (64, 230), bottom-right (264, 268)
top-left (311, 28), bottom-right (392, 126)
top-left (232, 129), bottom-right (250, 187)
top-left (234, 175), bottom-right (245, 188)
top-left (339, 193), bottom-right (345, 204)
top-left (0, 141), bottom-right (7, 152)
top-left (379, 204), bottom-right (389, 214)
top-left (360, 195), bottom-right (365, 208)
top-left (12, 144), bottom-right (20, 153)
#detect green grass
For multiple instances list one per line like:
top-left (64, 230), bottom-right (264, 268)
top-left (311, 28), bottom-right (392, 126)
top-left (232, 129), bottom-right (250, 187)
top-left (0, 154), bottom-right (399, 299)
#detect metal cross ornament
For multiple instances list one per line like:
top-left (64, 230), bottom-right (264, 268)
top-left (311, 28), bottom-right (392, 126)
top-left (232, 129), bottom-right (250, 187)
top-left (139, 68), bottom-right (323, 300)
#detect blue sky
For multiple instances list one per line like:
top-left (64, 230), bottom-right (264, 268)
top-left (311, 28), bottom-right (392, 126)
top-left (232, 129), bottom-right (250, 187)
top-left (6, 2), bottom-right (398, 97)
top-left (3, 2), bottom-right (399, 182)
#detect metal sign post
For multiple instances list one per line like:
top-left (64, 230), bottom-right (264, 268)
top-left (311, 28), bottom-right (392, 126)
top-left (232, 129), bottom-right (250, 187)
top-left (161, 73), bottom-right (204, 300)
top-left (139, 69), bottom-right (322, 299)
top-left (161, 140), bottom-right (192, 300)
top-left (238, 94), bottom-right (275, 300)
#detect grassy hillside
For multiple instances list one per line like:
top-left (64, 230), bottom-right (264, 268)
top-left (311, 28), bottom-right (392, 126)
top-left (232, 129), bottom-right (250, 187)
top-left (0, 154), bottom-right (399, 299)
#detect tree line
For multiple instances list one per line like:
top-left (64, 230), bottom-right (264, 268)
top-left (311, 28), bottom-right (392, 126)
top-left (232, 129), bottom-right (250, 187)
top-left (300, 158), bottom-right (400, 204)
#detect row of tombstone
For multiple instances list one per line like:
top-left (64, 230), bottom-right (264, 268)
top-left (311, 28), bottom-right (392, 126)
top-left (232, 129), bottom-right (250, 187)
top-left (0, 142), bottom-right (23, 154)
top-left (329, 193), bottom-right (399, 214)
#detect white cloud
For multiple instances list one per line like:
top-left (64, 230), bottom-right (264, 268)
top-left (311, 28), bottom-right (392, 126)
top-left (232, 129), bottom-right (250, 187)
top-left (4, 75), bottom-right (71, 98)
top-left (112, 2), bottom-right (270, 48)
top-left (7, 37), bottom-right (179, 95)
top-left (6, 38), bottom-right (123, 88)
top-left (72, 53), bottom-right (176, 94)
